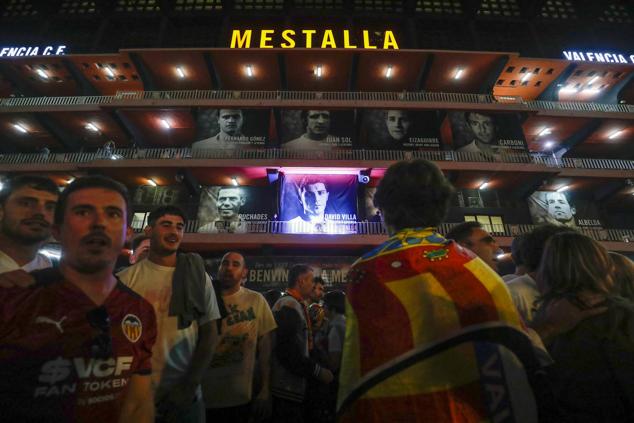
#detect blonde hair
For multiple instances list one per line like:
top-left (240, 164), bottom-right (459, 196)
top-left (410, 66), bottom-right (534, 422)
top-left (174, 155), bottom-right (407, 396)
top-left (537, 232), bottom-right (614, 302)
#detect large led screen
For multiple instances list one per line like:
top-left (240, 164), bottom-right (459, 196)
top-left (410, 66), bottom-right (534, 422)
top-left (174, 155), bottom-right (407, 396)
top-left (279, 174), bottom-right (358, 234)
top-left (197, 186), bottom-right (273, 233)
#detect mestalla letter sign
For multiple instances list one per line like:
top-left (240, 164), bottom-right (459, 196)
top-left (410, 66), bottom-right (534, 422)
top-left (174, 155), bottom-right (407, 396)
top-left (563, 50), bottom-right (634, 64)
top-left (230, 29), bottom-right (399, 49)
top-left (0, 45), bottom-right (67, 57)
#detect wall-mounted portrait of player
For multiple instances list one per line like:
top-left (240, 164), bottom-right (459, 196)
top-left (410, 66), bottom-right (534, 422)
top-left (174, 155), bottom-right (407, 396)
top-left (197, 186), bottom-right (272, 233)
top-left (360, 109), bottom-right (440, 150)
top-left (192, 108), bottom-right (269, 150)
top-left (280, 174), bottom-right (358, 234)
top-left (528, 190), bottom-right (578, 228)
top-left (447, 111), bottom-right (528, 161)
top-left (280, 109), bottom-right (354, 150)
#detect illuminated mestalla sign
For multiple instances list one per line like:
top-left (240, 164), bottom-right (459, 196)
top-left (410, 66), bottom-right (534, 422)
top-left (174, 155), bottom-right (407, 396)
top-left (563, 50), bottom-right (634, 64)
top-left (230, 29), bottom-right (399, 49)
top-left (0, 45), bottom-right (67, 57)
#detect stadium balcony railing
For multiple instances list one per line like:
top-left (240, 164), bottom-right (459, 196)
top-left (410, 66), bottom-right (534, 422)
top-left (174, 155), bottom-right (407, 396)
top-left (1, 147), bottom-right (633, 171)
top-left (1, 90), bottom-right (633, 114)
top-left (172, 220), bottom-right (634, 244)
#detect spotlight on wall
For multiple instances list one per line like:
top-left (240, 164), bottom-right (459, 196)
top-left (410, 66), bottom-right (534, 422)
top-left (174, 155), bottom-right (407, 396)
top-left (13, 123), bottom-right (28, 133)
top-left (147, 179), bottom-right (157, 187)
top-left (245, 64), bottom-right (254, 78)
top-left (176, 66), bottom-right (186, 79)
top-left (544, 141), bottom-right (554, 149)
top-left (556, 185), bottom-right (569, 193)
top-left (160, 119), bottom-right (171, 129)
top-left (538, 127), bottom-right (552, 137)
top-left (453, 67), bottom-right (464, 80)
top-left (85, 122), bottom-right (100, 132)
top-left (478, 181), bottom-right (489, 190)
top-left (36, 69), bottom-right (49, 80)
top-left (231, 177), bottom-right (239, 186)
top-left (314, 65), bottom-right (323, 78)
top-left (608, 129), bottom-right (623, 140)
top-left (384, 65), bottom-right (393, 79)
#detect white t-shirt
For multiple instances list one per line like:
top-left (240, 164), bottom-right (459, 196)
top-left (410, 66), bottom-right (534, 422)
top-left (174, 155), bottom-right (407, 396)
top-left (507, 274), bottom-right (539, 324)
top-left (202, 287), bottom-right (277, 408)
top-left (117, 259), bottom-right (220, 398)
top-left (0, 250), bottom-right (52, 274)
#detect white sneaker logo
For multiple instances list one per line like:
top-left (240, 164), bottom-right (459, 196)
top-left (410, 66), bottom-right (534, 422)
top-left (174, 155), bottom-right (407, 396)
top-left (36, 316), bottom-right (67, 334)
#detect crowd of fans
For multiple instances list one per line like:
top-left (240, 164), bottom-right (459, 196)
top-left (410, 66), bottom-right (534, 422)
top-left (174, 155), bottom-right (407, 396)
top-left (0, 160), bottom-right (633, 422)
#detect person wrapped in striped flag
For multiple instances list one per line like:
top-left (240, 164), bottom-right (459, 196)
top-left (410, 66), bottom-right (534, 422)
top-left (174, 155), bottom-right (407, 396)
top-left (337, 159), bottom-right (540, 423)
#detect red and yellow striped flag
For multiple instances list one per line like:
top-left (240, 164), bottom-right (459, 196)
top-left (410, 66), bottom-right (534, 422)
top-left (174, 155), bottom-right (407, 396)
top-left (338, 228), bottom-right (531, 422)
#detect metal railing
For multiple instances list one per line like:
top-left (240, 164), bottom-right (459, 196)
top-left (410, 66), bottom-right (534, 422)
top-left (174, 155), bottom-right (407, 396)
top-left (1, 90), bottom-right (633, 115)
top-left (173, 220), bottom-right (634, 244)
top-left (2, 147), bottom-right (634, 171)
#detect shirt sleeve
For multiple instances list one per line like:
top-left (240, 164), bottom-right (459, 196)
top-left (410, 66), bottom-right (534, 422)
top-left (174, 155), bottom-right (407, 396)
top-left (134, 300), bottom-right (157, 375)
top-left (256, 293), bottom-right (277, 337)
top-left (197, 273), bottom-right (221, 325)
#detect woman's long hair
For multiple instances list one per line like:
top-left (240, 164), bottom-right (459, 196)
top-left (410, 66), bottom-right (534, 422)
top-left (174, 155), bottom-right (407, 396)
top-left (537, 232), bottom-right (614, 303)
top-left (609, 252), bottom-right (634, 301)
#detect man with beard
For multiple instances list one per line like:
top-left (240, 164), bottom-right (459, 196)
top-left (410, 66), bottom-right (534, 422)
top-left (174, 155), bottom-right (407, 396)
top-left (198, 187), bottom-right (247, 234)
top-left (0, 175), bottom-right (157, 422)
top-left (0, 175), bottom-right (58, 273)
top-left (192, 109), bottom-right (246, 150)
top-left (118, 205), bottom-right (220, 423)
top-left (284, 110), bottom-right (337, 150)
top-left (203, 252), bottom-right (276, 422)
top-left (545, 191), bottom-right (577, 228)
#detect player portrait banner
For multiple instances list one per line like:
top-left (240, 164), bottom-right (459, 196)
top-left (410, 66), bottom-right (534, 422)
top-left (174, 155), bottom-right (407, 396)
top-left (528, 191), bottom-right (605, 232)
top-left (207, 256), bottom-right (356, 290)
top-left (360, 109), bottom-right (440, 150)
top-left (446, 111), bottom-right (529, 161)
top-left (192, 108), bottom-right (270, 150)
top-left (279, 109), bottom-right (354, 150)
top-left (197, 186), bottom-right (273, 233)
top-left (279, 173), bottom-right (358, 234)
